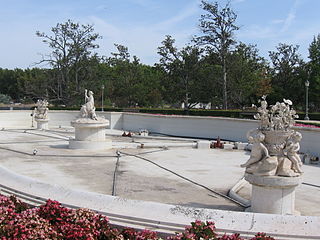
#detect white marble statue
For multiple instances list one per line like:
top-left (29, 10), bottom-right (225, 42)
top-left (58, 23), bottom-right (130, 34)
top-left (254, 95), bottom-right (270, 130)
top-left (283, 131), bottom-right (303, 173)
top-left (241, 130), bottom-right (270, 168)
top-left (34, 99), bottom-right (49, 120)
top-left (242, 96), bottom-right (302, 177)
top-left (80, 89), bottom-right (98, 120)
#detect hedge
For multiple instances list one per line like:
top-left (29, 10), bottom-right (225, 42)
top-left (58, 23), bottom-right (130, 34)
top-left (4, 105), bottom-right (320, 121)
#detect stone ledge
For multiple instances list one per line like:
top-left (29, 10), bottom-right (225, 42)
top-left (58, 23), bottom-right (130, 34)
top-left (0, 166), bottom-right (319, 239)
top-left (71, 117), bottom-right (109, 127)
top-left (69, 139), bottom-right (112, 149)
top-left (245, 173), bottom-right (302, 188)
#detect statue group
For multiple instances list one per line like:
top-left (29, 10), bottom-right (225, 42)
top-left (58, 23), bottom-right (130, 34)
top-left (80, 89), bottom-right (98, 120)
top-left (241, 96), bottom-right (303, 177)
top-left (34, 99), bottom-right (49, 120)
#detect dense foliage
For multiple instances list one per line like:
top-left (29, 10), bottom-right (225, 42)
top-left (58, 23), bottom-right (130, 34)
top-left (0, 194), bottom-right (275, 240)
top-left (0, 1), bottom-right (319, 111)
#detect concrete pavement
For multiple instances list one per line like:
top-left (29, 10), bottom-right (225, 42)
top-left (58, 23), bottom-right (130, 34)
top-left (0, 127), bottom-right (319, 216)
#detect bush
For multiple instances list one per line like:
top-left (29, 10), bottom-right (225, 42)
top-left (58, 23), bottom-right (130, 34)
top-left (138, 108), bottom-right (254, 119)
top-left (0, 194), bottom-right (276, 240)
top-left (0, 94), bottom-right (12, 104)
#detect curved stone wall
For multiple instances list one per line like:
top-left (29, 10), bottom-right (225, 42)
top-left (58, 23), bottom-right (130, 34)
top-left (1, 110), bottom-right (320, 156)
top-left (0, 110), bottom-right (320, 239)
top-left (0, 166), bottom-right (319, 239)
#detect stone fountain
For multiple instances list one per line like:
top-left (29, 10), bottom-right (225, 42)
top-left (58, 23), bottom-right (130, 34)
top-left (69, 89), bottom-right (111, 150)
top-left (34, 99), bottom-right (49, 130)
top-left (242, 96), bottom-right (303, 215)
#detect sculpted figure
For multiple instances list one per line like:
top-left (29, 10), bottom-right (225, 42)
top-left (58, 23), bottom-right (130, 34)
top-left (35, 99), bottom-right (49, 120)
top-left (241, 131), bottom-right (270, 168)
top-left (245, 96), bottom-right (302, 177)
top-left (283, 131), bottom-right (303, 173)
top-left (254, 96), bottom-right (270, 130)
top-left (80, 89), bottom-right (97, 120)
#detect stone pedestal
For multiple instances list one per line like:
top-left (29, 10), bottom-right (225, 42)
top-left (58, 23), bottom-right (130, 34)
top-left (245, 173), bottom-right (302, 215)
top-left (35, 118), bottom-right (49, 130)
top-left (197, 140), bottom-right (211, 149)
top-left (235, 142), bottom-right (247, 150)
top-left (69, 118), bottom-right (111, 150)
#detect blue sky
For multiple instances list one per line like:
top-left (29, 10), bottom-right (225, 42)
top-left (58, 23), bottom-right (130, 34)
top-left (1, 0), bottom-right (320, 69)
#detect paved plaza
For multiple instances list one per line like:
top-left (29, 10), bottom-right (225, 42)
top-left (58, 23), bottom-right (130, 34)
top-left (0, 127), bottom-right (319, 216)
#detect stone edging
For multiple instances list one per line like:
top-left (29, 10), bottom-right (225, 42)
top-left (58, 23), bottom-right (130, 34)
top-left (0, 166), bottom-right (319, 239)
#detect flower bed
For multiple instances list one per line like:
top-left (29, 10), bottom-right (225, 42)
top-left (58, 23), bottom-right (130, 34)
top-left (0, 194), bottom-right (275, 240)
top-left (294, 123), bottom-right (320, 128)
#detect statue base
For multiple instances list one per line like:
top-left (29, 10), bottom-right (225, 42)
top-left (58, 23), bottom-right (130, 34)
top-left (69, 139), bottom-right (112, 150)
top-left (35, 118), bottom-right (49, 130)
top-left (245, 173), bottom-right (302, 215)
top-left (69, 117), bottom-right (111, 150)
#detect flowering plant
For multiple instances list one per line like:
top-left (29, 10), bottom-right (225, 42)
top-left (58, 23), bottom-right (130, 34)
top-left (0, 194), bottom-right (275, 240)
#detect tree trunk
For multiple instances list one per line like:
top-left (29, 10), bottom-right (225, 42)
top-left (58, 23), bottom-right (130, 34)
top-left (184, 75), bottom-right (189, 114)
top-left (222, 57), bottom-right (228, 110)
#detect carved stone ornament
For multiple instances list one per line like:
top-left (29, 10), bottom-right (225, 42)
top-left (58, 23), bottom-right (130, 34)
top-left (34, 99), bottom-right (49, 120)
top-left (80, 89), bottom-right (98, 120)
top-left (242, 96), bottom-right (302, 177)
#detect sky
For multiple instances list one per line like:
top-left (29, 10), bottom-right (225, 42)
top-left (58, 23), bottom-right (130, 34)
top-left (1, 0), bottom-right (320, 69)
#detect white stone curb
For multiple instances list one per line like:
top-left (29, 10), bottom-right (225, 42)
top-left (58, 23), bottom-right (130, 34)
top-left (0, 166), bottom-right (319, 239)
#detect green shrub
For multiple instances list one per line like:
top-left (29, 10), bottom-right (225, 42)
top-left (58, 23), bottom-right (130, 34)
top-left (0, 94), bottom-right (12, 104)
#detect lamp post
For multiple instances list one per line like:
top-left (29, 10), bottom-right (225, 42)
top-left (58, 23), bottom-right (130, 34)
top-left (101, 85), bottom-right (104, 112)
top-left (304, 80), bottom-right (309, 120)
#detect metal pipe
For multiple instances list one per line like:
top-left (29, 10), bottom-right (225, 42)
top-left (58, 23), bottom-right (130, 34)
top-left (305, 80), bottom-right (310, 120)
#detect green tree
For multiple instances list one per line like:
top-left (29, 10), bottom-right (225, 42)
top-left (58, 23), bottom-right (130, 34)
top-left (228, 43), bottom-right (270, 108)
top-left (106, 44), bottom-right (163, 107)
top-left (157, 35), bottom-right (207, 110)
top-left (308, 34), bottom-right (320, 110)
top-left (269, 43), bottom-right (305, 105)
top-left (0, 68), bottom-right (21, 101)
top-left (0, 93), bottom-right (12, 104)
top-left (36, 19), bottom-right (101, 105)
top-left (195, 0), bottom-right (239, 109)
top-left (16, 68), bottom-right (49, 101)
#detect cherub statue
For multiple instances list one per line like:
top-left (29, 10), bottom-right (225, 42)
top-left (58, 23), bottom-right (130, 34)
top-left (80, 89), bottom-right (97, 120)
top-left (241, 131), bottom-right (270, 168)
top-left (35, 99), bottom-right (49, 120)
top-left (283, 131), bottom-right (303, 173)
top-left (254, 95), bottom-right (270, 130)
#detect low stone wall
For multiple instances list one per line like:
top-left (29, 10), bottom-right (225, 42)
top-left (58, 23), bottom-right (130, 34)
top-left (120, 112), bottom-right (320, 156)
top-left (0, 110), bottom-right (320, 239)
top-left (122, 112), bottom-right (257, 142)
top-left (1, 110), bottom-right (320, 156)
top-left (0, 166), bottom-right (319, 239)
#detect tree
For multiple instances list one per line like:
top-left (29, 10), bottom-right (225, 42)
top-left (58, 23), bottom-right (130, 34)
top-left (36, 19), bottom-right (101, 104)
top-left (157, 35), bottom-right (206, 110)
top-left (228, 43), bottom-right (270, 107)
top-left (195, 0), bottom-right (239, 109)
top-left (0, 68), bottom-right (21, 101)
top-left (16, 68), bottom-right (49, 101)
top-left (106, 44), bottom-right (163, 107)
top-left (269, 43), bottom-right (305, 105)
top-left (308, 34), bottom-right (320, 110)
top-left (0, 93), bottom-right (12, 104)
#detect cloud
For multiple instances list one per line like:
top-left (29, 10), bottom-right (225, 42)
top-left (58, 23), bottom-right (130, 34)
top-left (85, 1), bottom-right (200, 65)
top-left (238, 25), bottom-right (277, 40)
top-left (271, 19), bottom-right (285, 25)
top-left (155, 0), bottom-right (200, 30)
top-left (281, 0), bottom-right (301, 32)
